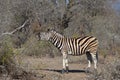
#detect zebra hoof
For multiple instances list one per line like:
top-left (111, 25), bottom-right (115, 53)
top-left (93, 68), bottom-right (98, 74)
top-left (61, 69), bottom-right (65, 74)
top-left (66, 67), bottom-right (69, 73)
top-left (85, 67), bottom-right (90, 73)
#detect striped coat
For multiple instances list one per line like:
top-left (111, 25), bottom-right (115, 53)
top-left (40, 30), bottom-right (99, 73)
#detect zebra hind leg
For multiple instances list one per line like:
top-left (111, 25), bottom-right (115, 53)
top-left (86, 51), bottom-right (92, 73)
top-left (90, 52), bottom-right (98, 74)
top-left (91, 52), bottom-right (98, 69)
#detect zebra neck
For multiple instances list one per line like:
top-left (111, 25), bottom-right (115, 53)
top-left (49, 36), bottom-right (63, 50)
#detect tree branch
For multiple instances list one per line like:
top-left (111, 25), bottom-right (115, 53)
top-left (0, 20), bottom-right (29, 38)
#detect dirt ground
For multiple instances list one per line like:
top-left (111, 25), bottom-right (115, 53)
top-left (17, 55), bottom-right (110, 80)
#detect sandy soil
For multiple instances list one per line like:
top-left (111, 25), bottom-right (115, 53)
top-left (19, 55), bottom-right (107, 80)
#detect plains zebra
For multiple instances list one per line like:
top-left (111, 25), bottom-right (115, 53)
top-left (40, 30), bottom-right (99, 73)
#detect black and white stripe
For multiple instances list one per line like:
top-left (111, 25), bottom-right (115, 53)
top-left (40, 30), bottom-right (99, 73)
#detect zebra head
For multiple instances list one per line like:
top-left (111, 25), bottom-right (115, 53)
top-left (40, 31), bottom-right (52, 41)
top-left (40, 30), bottom-right (64, 41)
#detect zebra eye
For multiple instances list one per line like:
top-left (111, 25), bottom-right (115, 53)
top-left (47, 29), bottom-right (50, 32)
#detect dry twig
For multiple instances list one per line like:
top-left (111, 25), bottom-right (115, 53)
top-left (0, 20), bottom-right (29, 38)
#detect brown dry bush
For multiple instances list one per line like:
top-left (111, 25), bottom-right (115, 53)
top-left (87, 58), bottom-right (120, 80)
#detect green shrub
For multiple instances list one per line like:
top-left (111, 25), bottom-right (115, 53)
top-left (0, 36), bottom-right (15, 65)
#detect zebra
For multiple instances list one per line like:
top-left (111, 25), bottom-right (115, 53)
top-left (39, 30), bottom-right (99, 73)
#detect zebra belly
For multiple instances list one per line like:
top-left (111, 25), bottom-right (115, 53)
top-left (68, 51), bottom-right (82, 56)
top-left (68, 51), bottom-right (72, 55)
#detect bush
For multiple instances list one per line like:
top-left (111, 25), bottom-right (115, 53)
top-left (22, 35), bottom-right (61, 57)
top-left (87, 58), bottom-right (120, 80)
top-left (0, 37), bottom-right (14, 65)
top-left (0, 37), bottom-right (16, 78)
top-left (0, 36), bottom-right (39, 80)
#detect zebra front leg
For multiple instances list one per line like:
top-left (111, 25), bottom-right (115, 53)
top-left (65, 57), bottom-right (69, 73)
top-left (62, 52), bottom-right (69, 74)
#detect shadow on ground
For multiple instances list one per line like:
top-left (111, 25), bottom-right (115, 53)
top-left (40, 69), bottom-right (86, 74)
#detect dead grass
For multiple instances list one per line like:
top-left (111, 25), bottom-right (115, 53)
top-left (0, 47), bottom-right (119, 80)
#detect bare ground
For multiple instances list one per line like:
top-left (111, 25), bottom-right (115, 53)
top-left (17, 55), bottom-right (110, 80)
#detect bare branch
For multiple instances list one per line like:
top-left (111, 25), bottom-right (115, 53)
top-left (11, 20), bottom-right (29, 34)
top-left (0, 20), bottom-right (29, 38)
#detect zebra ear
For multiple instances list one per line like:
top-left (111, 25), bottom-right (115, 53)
top-left (47, 28), bottom-right (55, 32)
top-left (50, 28), bottom-right (55, 31)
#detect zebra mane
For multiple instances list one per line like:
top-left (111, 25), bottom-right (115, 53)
top-left (51, 30), bottom-right (64, 38)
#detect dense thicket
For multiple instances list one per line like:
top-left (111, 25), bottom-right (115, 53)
top-left (0, 0), bottom-right (120, 61)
